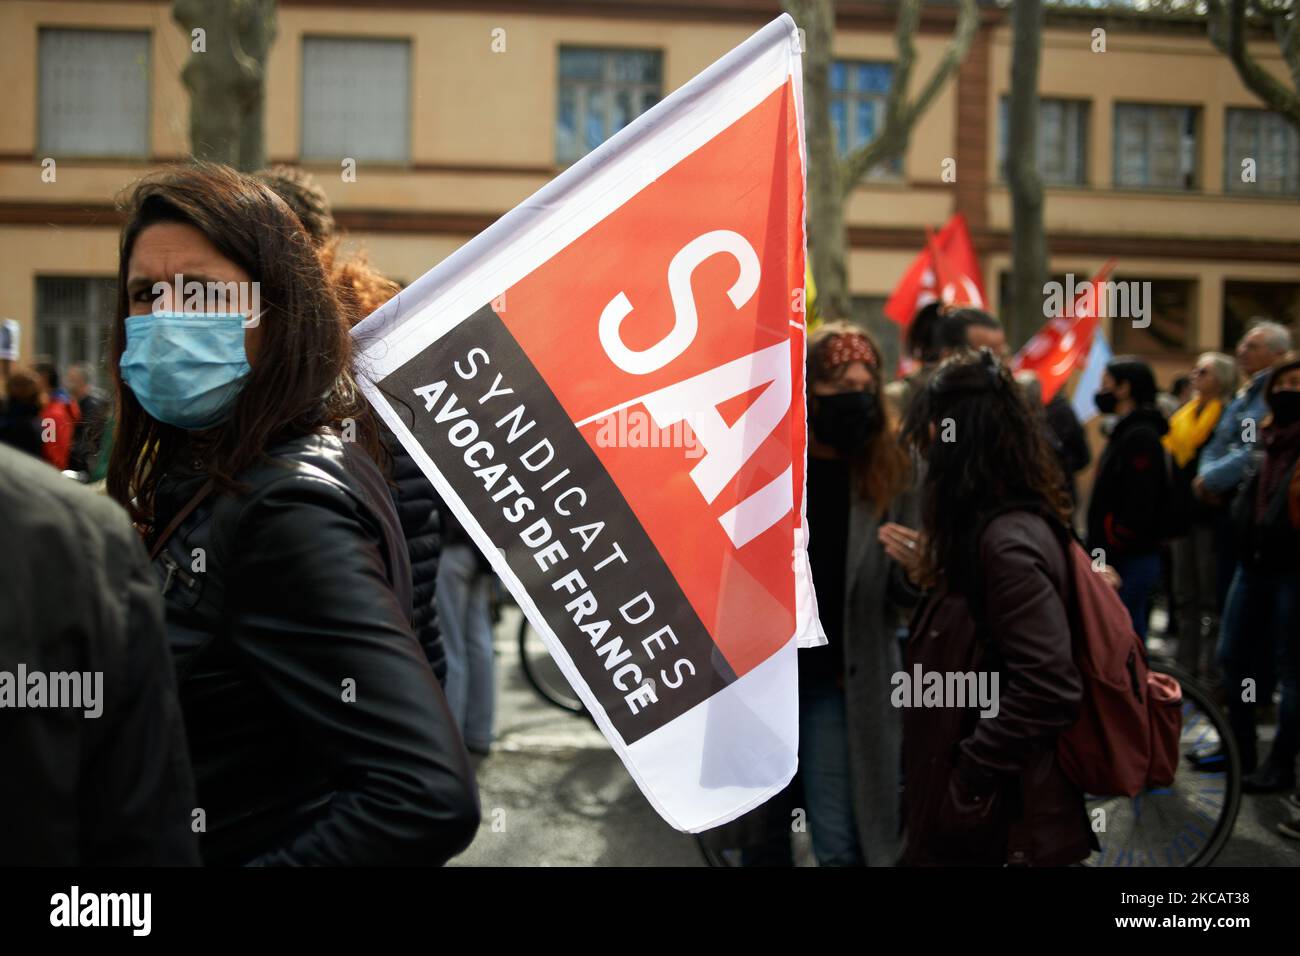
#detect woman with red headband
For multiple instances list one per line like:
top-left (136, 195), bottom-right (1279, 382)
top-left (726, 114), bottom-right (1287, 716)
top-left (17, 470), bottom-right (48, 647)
top-left (742, 321), bottom-right (920, 866)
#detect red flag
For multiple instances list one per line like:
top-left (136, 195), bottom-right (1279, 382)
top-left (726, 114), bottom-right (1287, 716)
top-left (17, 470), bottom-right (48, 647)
top-left (1013, 259), bottom-right (1117, 404)
top-left (884, 212), bottom-right (986, 329)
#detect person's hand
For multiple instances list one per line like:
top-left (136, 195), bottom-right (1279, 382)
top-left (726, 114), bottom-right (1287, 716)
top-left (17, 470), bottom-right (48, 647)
top-left (879, 523), bottom-right (923, 583)
top-left (1099, 564), bottom-right (1122, 591)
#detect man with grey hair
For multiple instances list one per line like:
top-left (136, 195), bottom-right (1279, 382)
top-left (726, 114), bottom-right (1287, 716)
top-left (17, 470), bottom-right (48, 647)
top-left (1187, 318), bottom-right (1293, 775)
top-left (1196, 319), bottom-right (1293, 503)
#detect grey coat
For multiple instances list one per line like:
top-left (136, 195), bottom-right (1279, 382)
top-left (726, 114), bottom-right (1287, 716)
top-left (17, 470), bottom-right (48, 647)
top-left (840, 474), bottom-right (921, 865)
top-left (698, 468), bottom-right (922, 865)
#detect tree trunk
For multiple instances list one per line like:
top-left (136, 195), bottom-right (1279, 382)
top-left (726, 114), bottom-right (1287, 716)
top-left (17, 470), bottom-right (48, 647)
top-left (1006, 0), bottom-right (1049, 349)
top-left (173, 0), bottom-right (277, 171)
top-left (789, 0), bottom-right (853, 321)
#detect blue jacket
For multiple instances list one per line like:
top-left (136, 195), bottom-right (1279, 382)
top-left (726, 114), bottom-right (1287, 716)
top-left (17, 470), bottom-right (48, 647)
top-left (1197, 371), bottom-right (1269, 496)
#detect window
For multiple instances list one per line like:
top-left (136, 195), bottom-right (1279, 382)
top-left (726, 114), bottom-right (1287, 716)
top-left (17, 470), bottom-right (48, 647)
top-left (301, 37), bottom-right (411, 163)
top-left (829, 60), bottom-right (900, 176)
top-left (556, 47), bottom-right (661, 164)
top-left (35, 277), bottom-right (116, 378)
top-left (1225, 107), bottom-right (1300, 195)
top-left (38, 28), bottom-right (150, 158)
top-left (998, 97), bottom-right (1089, 186)
top-left (1113, 104), bottom-right (1199, 190)
top-left (1109, 277), bottom-right (1195, 356)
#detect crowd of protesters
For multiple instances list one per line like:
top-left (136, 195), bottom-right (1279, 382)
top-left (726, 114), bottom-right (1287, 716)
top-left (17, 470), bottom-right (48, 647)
top-left (2, 161), bottom-right (1299, 867)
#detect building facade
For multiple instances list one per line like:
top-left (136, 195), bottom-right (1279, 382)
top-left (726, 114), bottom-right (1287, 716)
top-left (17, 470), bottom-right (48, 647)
top-left (1, 0), bottom-right (1297, 385)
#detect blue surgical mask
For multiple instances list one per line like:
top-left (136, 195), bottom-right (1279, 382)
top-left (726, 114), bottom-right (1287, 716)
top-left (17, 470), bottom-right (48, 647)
top-left (120, 312), bottom-right (253, 429)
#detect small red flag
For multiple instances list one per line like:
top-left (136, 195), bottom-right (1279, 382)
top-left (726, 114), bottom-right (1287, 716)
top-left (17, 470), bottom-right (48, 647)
top-left (1013, 259), bottom-right (1118, 404)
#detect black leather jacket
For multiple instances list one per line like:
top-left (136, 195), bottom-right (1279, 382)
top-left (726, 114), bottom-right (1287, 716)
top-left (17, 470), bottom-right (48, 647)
top-left (385, 431), bottom-right (448, 685)
top-left (149, 430), bottom-right (480, 865)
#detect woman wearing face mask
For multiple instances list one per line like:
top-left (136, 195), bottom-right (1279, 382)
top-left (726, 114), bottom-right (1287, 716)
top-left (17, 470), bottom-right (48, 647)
top-left (107, 164), bottom-right (479, 865)
top-left (1223, 353), bottom-right (1300, 797)
top-left (785, 322), bottom-right (919, 866)
top-left (1086, 357), bottom-right (1171, 642)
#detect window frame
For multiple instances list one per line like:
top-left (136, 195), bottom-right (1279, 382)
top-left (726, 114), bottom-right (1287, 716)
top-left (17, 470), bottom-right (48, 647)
top-left (33, 275), bottom-right (117, 378)
top-left (555, 45), bottom-right (663, 165)
top-left (36, 26), bottom-right (153, 160)
top-left (997, 95), bottom-right (1090, 187)
top-left (1111, 101), bottom-right (1201, 192)
top-left (1223, 106), bottom-right (1300, 196)
top-left (299, 34), bottom-right (414, 165)
top-left (829, 58), bottom-right (902, 179)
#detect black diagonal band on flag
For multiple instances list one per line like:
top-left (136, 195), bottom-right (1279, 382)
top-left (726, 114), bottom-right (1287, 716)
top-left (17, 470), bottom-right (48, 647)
top-left (376, 304), bottom-right (735, 743)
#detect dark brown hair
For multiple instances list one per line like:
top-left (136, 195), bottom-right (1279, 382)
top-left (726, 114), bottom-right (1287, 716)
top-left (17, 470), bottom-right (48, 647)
top-left (902, 348), bottom-right (1072, 592)
top-left (106, 162), bottom-right (378, 527)
top-left (807, 322), bottom-right (911, 517)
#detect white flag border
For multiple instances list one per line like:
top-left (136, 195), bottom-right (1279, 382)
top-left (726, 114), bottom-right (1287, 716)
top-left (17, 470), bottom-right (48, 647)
top-left (355, 14), bottom-right (809, 833)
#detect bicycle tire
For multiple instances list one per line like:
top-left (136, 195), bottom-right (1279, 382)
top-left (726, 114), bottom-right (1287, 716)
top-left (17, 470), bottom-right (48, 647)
top-left (517, 614), bottom-right (587, 715)
top-left (1084, 661), bottom-right (1242, 867)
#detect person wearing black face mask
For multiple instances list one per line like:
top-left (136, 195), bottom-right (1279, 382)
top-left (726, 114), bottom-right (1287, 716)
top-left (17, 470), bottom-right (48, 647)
top-left (1086, 357), bottom-right (1171, 643)
top-left (737, 322), bottom-right (920, 868)
top-left (1224, 353), bottom-right (1300, 797)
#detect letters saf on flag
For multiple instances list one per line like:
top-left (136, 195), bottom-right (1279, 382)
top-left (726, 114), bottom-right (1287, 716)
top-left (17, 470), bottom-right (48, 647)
top-left (352, 16), bottom-right (816, 832)
top-left (882, 212), bottom-right (986, 331)
top-left (1013, 259), bottom-right (1117, 405)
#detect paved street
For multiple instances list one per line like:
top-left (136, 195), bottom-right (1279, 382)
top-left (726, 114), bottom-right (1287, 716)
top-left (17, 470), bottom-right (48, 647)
top-left (450, 606), bottom-right (1300, 867)
top-left (449, 607), bottom-right (702, 866)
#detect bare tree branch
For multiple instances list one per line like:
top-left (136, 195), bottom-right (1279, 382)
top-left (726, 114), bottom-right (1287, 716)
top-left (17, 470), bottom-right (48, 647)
top-left (839, 0), bottom-right (979, 195)
top-left (1206, 0), bottom-right (1300, 130)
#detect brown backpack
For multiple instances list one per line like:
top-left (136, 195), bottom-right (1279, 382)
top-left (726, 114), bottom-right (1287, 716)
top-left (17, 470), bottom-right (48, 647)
top-left (1056, 536), bottom-right (1182, 797)
top-left (970, 507), bottom-right (1183, 798)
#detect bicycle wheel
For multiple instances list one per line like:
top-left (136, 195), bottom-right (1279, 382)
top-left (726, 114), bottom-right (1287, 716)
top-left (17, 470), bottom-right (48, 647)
top-left (517, 614), bottom-right (586, 715)
top-left (1084, 662), bottom-right (1242, 867)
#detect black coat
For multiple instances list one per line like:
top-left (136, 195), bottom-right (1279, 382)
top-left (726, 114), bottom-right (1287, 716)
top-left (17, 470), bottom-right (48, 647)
top-left (1086, 405), bottom-right (1170, 558)
top-left (384, 431), bottom-right (447, 685)
top-left (150, 430), bottom-right (479, 865)
top-left (0, 443), bottom-right (199, 864)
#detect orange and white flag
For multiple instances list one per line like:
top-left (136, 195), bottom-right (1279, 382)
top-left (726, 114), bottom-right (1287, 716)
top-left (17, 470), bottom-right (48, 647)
top-left (353, 15), bottom-right (814, 832)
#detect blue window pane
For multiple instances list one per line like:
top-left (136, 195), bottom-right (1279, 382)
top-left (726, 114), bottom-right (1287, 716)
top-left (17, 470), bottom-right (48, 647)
top-left (560, 48), bottom-right (604, 80)
top-left (642, 90), bottom-right (659, 113)
top-left (829, 61), bottom-right (847, 93)
top-left (612, 87), bottom-right (633, 133)
top-left (856, 99), bottom-right (876, 148)
top-left (613, 51), bottom-right (659, 84)
top-left (830, 98), bottom-right (848, 155)
top-left (557, 85), bottom-right (578, 160)
top-left (858, 63), bottom-right (892, 94)
top-left (584, 86), bottom-right (606, 152)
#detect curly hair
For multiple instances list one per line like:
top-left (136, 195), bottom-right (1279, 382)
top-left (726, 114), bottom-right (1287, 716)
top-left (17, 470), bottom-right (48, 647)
top-left (807, 321), bottom-right (911, 516)
top-left (901, 348), bottom-right (1071, 593)
top-left (255, 165), bottom-right (337, 246)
